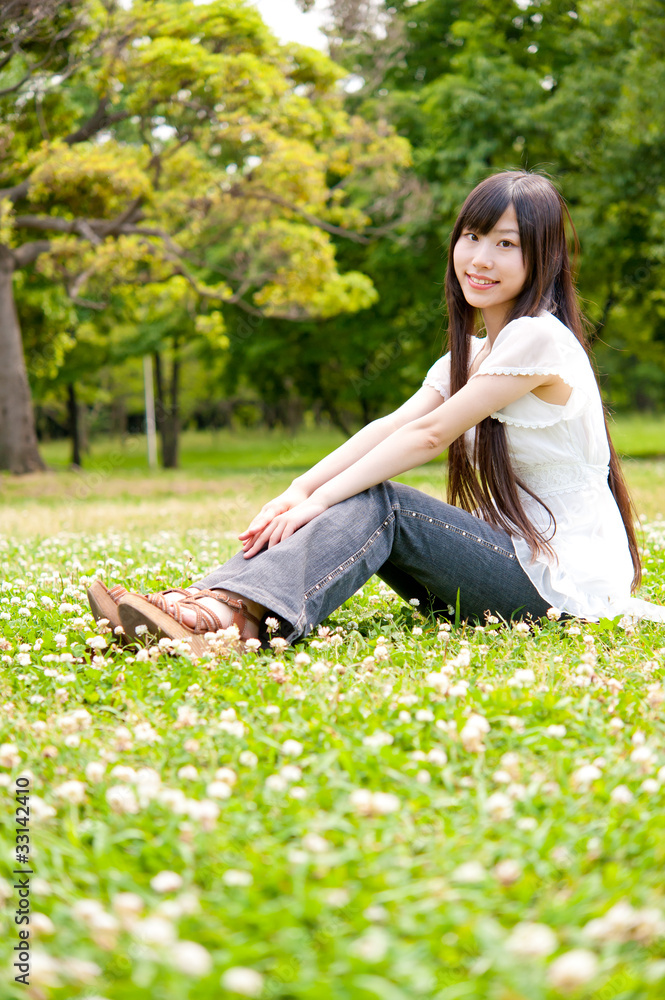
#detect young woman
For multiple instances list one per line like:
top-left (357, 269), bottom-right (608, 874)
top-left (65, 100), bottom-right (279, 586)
top-left (88, 170), bottom-right (665, 652)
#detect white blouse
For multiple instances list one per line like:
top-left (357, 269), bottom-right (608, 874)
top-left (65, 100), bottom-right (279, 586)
top-left (423, 310), bottom-right (665, 624)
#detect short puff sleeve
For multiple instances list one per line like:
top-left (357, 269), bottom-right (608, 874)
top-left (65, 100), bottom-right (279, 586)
top-left (422, 351), bottom-right (451, 400)
top-left (468, 314), bottom-right (594, 428)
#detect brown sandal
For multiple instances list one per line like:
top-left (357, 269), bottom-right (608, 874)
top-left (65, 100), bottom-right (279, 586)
top-left (117, 588), bottom-right (262, 656)
top-left (87, 582), bottom-right (192, 635)
top-left (87, 581), bottom-right (131, 638)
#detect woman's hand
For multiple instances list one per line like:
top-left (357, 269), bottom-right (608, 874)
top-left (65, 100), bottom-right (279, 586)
top-left (238, 484), bottom-right (310, 552)
top-left (241, 497), bottom-right (329, 558)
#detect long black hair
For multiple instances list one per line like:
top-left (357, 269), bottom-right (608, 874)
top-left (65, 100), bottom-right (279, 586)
top-left (444, 170), bottom-right (641, 589)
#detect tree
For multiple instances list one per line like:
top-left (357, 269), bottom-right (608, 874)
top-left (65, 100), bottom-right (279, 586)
top-left (313, 0), bottom-right (665, 416)
top-left (0, 0), bottom-right (411, 472)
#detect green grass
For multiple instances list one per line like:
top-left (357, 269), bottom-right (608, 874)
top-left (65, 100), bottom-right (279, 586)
top-left (0, 438), bottom-right (664, 999)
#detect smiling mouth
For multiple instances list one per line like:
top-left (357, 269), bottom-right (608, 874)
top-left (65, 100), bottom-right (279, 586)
top-left (467, 273), bottom-right (499, 286)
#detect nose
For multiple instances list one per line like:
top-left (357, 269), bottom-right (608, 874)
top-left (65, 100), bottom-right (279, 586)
top-left (470, 238), bottom-right (494, 271)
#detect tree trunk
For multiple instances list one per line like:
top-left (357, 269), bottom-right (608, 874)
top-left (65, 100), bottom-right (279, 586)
top-left (0, 246), bottom-right (45, 473)
top-left (153, 346), bottom-right (180, 469)
top-left (67, 383), bottom-right (82, 468)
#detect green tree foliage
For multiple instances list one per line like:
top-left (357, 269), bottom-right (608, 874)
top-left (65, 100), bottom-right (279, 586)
top-left (317, 0), bottom-right (665, 420)
top-left (0, 0), bottom-right (411, 470)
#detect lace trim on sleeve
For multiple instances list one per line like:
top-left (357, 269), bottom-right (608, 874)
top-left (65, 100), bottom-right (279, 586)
top-left (422, 375), bottom-right (448, 399)
top-left (470, 366), bottom-right (592, 428)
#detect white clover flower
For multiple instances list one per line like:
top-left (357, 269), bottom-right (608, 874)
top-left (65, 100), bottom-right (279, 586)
top-left (493, 859), bottom-right (522, 885)
top-left (570, 764), bottom-right (602, 791)
top-left (294, 652), bottom-right (311, 666)
top-left (264, 617), bottom-right (280, 630)
top-left (460, 713), bottom-right (490, 753)
top-left (0, 743), bottom-right (20, 768)
top-left (215, 766), bottom-right (238, 786)
top-left (426, 671), bottom-right (450, 695)
top-left (175, 705), bottom-right (199, 728)
top-left (350, 788), bottom-right (400, 816)
top-left (610, 784), bottom-right (633, 805)
top-left (281, 739), bottom-right (303, 757)
top-left (351, 927), bottom-right (390, 963)
top-left (89, 910), bottom-right (120, 950)
top-left (31, 912), bottom-right (55, 936)
top-left (373, 644), bottom-right (390, 661)
top-left (265, 773), bottom-right (288, 792)
top-left (485, 791), bottom-right (514, 822)
top-left (132, 915), bottom-right (177, 946)
top-left (206, 781), bottom-right (232, 800)
top-left (302, 832), bottom-right (329, 854)
top-left (29, 949), bottom-right (61, 987)
top-left (72, 898), bottom-right (105, 922)
top-left (170, 940), bottom-right (212, 977)
top-left (134, 624), bottom-right (149, 636)
top-left (244, 638), bottom-right (262, 652)
top-left (112, 892), bottom-right (144, 921)
top-left (289, 786), bottom-right (307, 800)
top-left (451, 861), bottom-right (486, 884)
top-left (186, 798), bottom-right (219, 830)
top-left (238, 750), bottom-right (258, 768)
top-left (547, 949), bottom-right (598, 992)
top-left (546, 725), bottom-right (566, 738)
top-left (269, 637), bottom-right (288, 652)
top-left (54, 780), bottom-right (86, 805)
top-left (106, 785), bottom-right (139, 815)
top-left (30, 795), bottom-right (56, 821)
top-left (16, 652), bottom-right (31, 666)
top-left (150, 870), bottom-right (183, 893)
top-left (222, 869), bottom-right (253, 886)
top-left (221, 967), bottom-right (264, 996)
top-left (110, 765), bottom-right (137, 783)
top-left (41, 595), bottom-right (55, 608)
top-left (546, 607), bottom-right (561, 620)
top-left (362, 731), bottom-right (394, 749)
top-left (177, 764), bottom-right (199, 781)
top-left (416, 770), bottom-right (431, 785)
top-left (86, 636), bottom-right (107, 650)
top-left (508, 667), bottom-right (535, 688)
top-left (280, 764), bottom-right (302, 782)
top-left (630, 745), bottom-right (656, 773)
top-left (507, 921), bottom-right (557, 958)
top-left (415, 709), bottom-right (434, 722)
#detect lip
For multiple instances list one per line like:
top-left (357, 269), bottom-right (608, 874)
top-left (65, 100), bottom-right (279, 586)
top-left (466, 273), bottom-right (499, 289)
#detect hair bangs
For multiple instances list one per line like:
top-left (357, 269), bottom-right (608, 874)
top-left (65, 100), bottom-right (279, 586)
top-left (456, 176), bottom-right (513, 236)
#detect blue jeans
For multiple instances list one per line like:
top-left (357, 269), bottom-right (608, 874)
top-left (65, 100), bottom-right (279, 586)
top-left (191, 481), bottom-right (551, 645)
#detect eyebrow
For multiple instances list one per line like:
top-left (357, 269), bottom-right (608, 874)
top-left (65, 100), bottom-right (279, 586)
top-left (496, 228), bottom-right (520, 235)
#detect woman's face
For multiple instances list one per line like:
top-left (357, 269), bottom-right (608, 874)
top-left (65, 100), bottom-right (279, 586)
top-left (453, 204), bottom-right (528, 328)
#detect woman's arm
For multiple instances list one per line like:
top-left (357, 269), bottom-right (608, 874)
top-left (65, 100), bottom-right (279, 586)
top-left (239, 384), bottom-right (449, 545)
top-left (293, 385), bottom-right (450, 496)
top-left (242, 372), bottom-right (548, 555)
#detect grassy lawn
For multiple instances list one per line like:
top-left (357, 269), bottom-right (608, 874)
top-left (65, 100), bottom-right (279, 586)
top-left (0, 427), bottom-right (664, 999)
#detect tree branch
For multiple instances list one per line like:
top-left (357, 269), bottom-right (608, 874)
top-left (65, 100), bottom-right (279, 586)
top-left (12, 240), bottom-right (52, 267)
top-left (228, 185), bottom-right (373, 244)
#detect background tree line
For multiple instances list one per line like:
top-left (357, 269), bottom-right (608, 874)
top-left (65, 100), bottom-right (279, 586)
top-left (1, 0), bottom-right (664, 472)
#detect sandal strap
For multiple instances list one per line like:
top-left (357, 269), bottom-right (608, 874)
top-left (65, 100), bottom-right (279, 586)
top-left (143, 588), bottom-right (193, 613)
top-left (192, 588), bottom-right (262, 640)
top-left (108, 585), bottom-right (129, 601)
top-left (177, 595), bottom-right (226, 634)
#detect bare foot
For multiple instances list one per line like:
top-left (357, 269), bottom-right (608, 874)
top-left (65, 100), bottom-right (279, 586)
top-left (158, 588), bottom-right (265, 639)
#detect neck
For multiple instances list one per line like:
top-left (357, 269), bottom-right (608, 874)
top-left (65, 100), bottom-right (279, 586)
top-left (480, 303), bottom-right (513, 344)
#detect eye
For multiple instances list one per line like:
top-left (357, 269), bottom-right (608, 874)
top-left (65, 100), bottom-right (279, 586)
top-left (462, 231), bottom-right (478, 241)
top-left (498, 239), bottom-right (515, 248)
